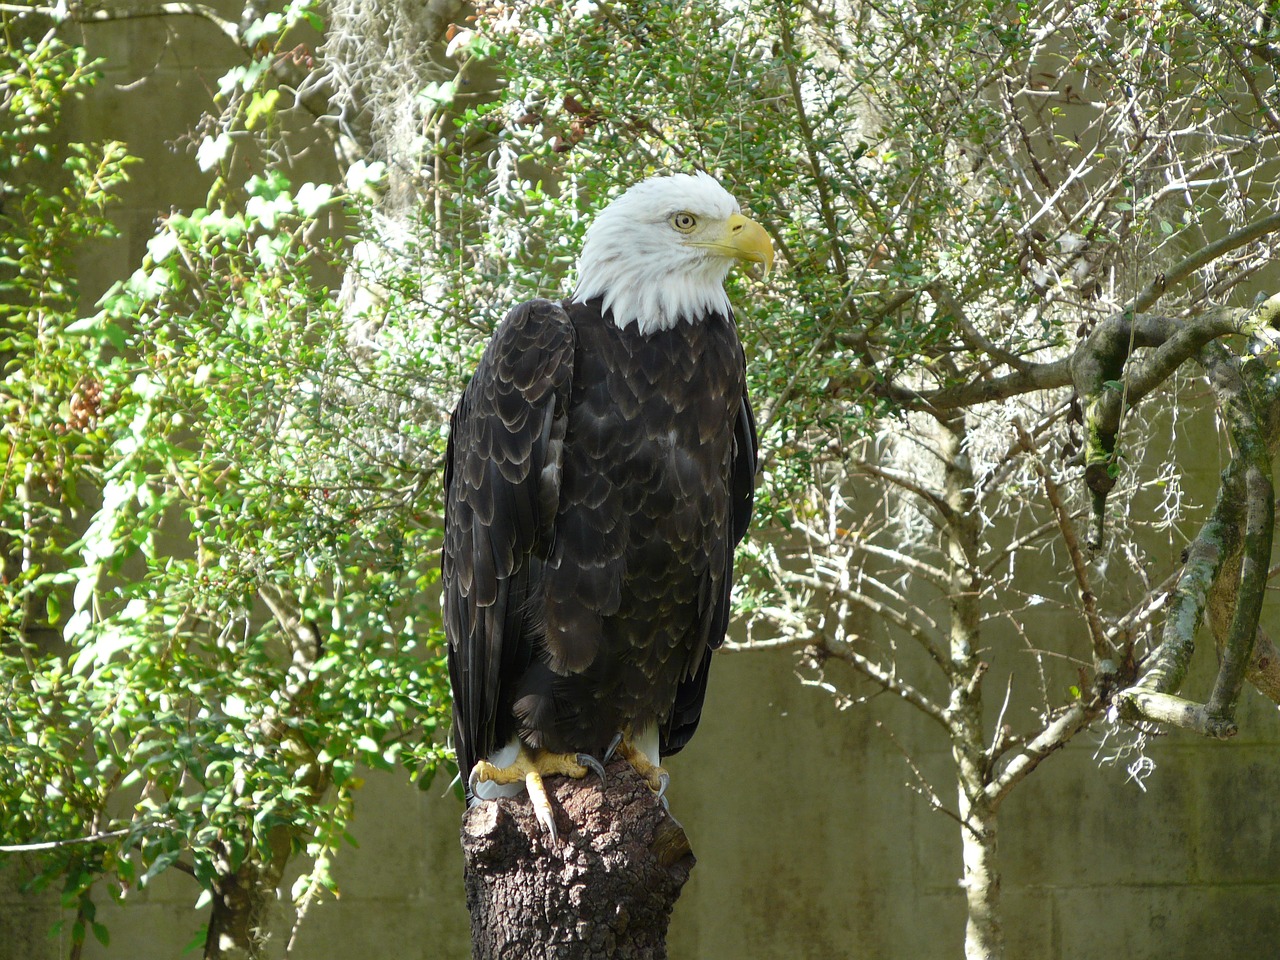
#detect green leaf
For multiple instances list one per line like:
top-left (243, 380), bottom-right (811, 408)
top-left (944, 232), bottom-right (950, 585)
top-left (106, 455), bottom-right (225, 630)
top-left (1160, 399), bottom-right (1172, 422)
top-left (244, 89), bottom-right (282, 130)
top-left (243, 12), bottom-right (284, 46)
top-left (103, 320), bottom-right (127, 350)
top-left (64, 313), bottom-right (126, 349)
top-left (182, 926), bottom-right (208, 955)
top-left (200, 208), bottom-right (246, 240)
top-left (141, 850), bottom-right (181, 887)
top-left (195, 133), bottom-right (232, 172)
top-left (294, 181), bottom-right (332, 217)
top-left (420, 81), bottom-right (456, 107)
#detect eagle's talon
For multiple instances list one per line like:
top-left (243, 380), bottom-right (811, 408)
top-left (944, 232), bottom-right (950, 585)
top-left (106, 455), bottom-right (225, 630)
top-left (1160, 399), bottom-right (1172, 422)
top-left (603, 731), bottom-right (625, 764)
top-left (468, 745), bottom-right (602, 843)
top-left (525, 770), bottom-right (559, 843)
top-left (467, 759), bottom-right (494, 795)
top-left (576, 752), bottom-right (607, 784)
top-left (612, 733), bottom-right (670, 797)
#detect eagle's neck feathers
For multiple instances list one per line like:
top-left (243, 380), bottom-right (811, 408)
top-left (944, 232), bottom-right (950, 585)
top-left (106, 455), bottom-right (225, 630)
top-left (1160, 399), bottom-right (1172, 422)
top-left (573, 253), bottom-right (734, 334)
top-left (569, 171), bottom-right (740, 335)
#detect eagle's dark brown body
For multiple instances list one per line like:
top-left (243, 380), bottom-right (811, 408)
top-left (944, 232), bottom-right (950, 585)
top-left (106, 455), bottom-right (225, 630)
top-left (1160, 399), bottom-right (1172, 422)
top-left (443, 296), bottom-right (757, 793)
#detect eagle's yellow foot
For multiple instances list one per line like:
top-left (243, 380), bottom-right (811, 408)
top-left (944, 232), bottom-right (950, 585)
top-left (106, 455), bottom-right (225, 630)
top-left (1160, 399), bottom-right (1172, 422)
top-left (611, 735), bottom-right (671, 802)
top-left (468, 745), bottom-right (605, 842)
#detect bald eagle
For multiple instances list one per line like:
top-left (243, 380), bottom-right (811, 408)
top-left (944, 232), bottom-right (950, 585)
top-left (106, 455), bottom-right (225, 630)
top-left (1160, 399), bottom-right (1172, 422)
top-left (443, 172), bottom-right (771, 838)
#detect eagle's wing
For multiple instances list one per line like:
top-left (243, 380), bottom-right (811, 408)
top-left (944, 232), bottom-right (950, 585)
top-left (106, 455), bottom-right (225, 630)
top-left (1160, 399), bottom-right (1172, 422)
top-left (660, 386), bottom-right (758, 756)
top-left (442, 299), bottom-right (576, 788)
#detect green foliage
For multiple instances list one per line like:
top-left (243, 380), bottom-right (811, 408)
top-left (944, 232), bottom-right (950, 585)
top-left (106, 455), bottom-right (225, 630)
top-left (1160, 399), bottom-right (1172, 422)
top-left (0, 20), bottom-right (135, 922)
top-left (0, 26), bottom-right (131, 540)
top-left (0, 10), bottom-right (451, 942)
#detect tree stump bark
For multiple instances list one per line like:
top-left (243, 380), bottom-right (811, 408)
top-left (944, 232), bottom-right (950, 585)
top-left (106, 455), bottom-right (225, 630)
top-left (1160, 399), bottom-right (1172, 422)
top-left (460, 760), bottom-right (695, 959)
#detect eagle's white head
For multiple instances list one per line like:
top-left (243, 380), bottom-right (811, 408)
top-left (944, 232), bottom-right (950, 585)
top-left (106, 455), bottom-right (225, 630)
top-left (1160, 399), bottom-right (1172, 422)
top-left (571, 171), bottom-right (774, 335)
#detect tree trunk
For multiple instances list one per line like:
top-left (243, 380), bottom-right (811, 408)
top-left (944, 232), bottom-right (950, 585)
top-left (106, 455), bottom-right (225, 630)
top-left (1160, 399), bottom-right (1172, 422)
top-left (460, 760), bottom-right (695, 959)
top-left (956, 789), bottom-right (1002, 960)
top-left (939, 411), bottom-right (1006, 960)
top-left (204, 824), bottom-right (291, 960)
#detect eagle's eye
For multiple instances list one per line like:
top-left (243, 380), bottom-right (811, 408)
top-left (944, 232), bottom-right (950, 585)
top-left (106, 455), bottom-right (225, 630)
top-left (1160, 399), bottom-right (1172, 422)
top-left (670, 211), bottom-right (698, 233)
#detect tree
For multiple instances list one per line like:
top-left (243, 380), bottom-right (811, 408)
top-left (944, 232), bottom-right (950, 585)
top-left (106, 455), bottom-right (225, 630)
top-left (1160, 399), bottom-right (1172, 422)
top-left (395, 3), bottom-right (1280, 957)
top-left (1, 10), bottom-right (453, 957)
top-left (701, 4), bottom-right (1279, 958)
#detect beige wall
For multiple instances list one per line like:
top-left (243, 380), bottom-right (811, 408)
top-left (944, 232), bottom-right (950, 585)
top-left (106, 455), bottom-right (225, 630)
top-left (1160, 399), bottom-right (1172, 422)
top-left (7, 648), bottom-right (1280, 959)
top-left (5, 11), bottom-right (1280, 960)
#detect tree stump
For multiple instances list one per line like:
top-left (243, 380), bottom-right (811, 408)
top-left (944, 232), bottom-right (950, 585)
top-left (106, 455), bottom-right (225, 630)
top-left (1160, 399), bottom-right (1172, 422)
top-left (460, 760), bottom-right (695, 959)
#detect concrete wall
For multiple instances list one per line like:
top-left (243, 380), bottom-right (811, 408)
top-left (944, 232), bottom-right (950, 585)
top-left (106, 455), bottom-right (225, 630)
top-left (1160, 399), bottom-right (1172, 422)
top-left (5, 10), bottom-right (1280, 960)
top-left (8, 649), bottom-right (1280, 959)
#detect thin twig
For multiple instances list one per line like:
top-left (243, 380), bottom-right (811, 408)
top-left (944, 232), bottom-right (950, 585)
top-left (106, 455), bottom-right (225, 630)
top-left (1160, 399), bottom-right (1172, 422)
top-left (1012, 419), bottom-right (1111, 664)
top-left (986, 701), bottom-right (1099, 806)
top-left (0, 824), bottom-right (167, 853)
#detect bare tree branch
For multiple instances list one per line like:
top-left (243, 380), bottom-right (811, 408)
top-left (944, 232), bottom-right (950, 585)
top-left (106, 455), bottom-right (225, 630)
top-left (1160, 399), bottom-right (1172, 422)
top-left (820, 637), bottom-right (952, 728)
top-left (1119, 335), bottom-right (1280, 734)
top-left (1128, 212), bottom-right (1280, 315)
top-left (986, 701), bottom-right (1100, 806)
top-left (66, 1), bottom-right (242, 42)
top-left (1012, 419), bottom-right (1111, 665)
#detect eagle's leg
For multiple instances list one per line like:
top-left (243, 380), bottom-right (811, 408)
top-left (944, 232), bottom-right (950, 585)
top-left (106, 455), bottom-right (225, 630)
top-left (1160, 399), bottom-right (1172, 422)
top-left (468, 744), bottom-right (605, 842)
top-left (611, 733), bottom-right (670, 801)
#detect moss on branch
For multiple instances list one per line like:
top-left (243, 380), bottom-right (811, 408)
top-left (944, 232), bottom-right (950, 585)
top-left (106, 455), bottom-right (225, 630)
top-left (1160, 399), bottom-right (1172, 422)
top-left (1070, 302), bottom-right (1272, 549)
top-left (1118, 329), bottom-right (1280, 736)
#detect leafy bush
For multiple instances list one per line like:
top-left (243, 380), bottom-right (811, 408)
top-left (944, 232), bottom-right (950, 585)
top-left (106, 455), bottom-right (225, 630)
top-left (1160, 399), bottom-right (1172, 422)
top-left (1, 15), bottom-right (452, 950)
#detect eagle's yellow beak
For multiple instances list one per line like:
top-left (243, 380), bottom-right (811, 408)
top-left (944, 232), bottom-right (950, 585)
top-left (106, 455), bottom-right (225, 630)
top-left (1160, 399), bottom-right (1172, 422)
top-left (693, 213), bottom-right (775, 276)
